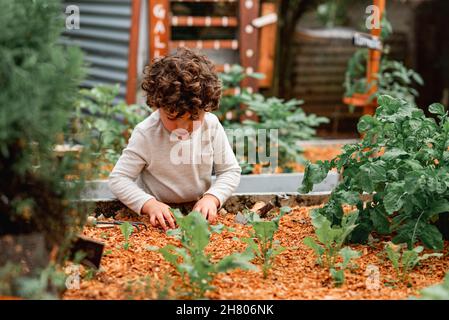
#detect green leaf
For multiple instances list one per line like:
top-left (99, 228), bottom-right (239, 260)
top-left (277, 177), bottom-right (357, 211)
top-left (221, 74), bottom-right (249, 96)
top-left (335, 190), bottom-right (360, 205)
top-left (299, 162), bottom-right (330, 193)
top-left (338, 246), bottom-right (361, 269)
top-left (381, 148), bottom-right (408, 161)
top-left (215, 252), bottom-right (256, 273)
top-left (425, 199), bottom-right (449, 219)
top-left (357, 115), bottom-right (376, 132)
top-left (357, 162), bottom-right (387, 193)
top-left (119, 222), bottom-right (134, 242)
top-left (158, 245), bottom-right (181, 266)
top-left (330, 268), bottom-right (345, 287)
top-left (303, 237), bottom-right (325, 258)
top-left (419, 223), bottom-right (444, 251)
top-left (210, 223), bottom-right (225, 234)
top-left (429, 103), bottom-right (445, 116)
top-left (242, 237), bottom-right (261, 256)
top-left (383, 182), bottom-right (405, 214)
top-left (385, 244), bottom-right (400, 271)
top-left (370, 207), bottom-right (391, 234)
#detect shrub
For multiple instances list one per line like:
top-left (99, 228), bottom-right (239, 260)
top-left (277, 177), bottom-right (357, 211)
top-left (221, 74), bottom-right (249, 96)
top-left (300, 95), bottom-right (449, 251)
top-left (0, 0), bottom-right (86, 248)
top-left (70, 85), bottom-right (150, 177)
top-left (218, 65), bottom-right (328, 173)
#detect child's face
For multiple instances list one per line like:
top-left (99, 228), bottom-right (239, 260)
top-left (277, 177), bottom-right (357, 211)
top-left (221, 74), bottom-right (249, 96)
top-left (159, 108), bottom-right (205, 138)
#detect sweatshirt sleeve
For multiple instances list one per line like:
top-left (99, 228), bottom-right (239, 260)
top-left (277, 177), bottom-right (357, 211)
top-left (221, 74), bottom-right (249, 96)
top-left (108, 127), bottom-right (154, 214)
top-left (204, 122), bottom-right (241, 208)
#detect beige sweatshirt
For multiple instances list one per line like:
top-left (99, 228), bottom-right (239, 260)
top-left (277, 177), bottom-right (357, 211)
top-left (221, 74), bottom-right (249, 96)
top-left (108, 110), bottom-right (241, 214)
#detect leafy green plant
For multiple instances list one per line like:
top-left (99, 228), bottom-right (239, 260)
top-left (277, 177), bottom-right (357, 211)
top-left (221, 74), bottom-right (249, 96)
top-left (119, 222), bottom-right (134, 250)
top-left (218, 65), bottom-right (328, 173)
top-left (150, 209), bottom-right (255, 298)
top-left (384, 243), bottom-right (442, 285)
top-left (241, 95), bottom-right (329, 170)
top-left (417, 272), bottom-right (449, 300)
top-left (300, 95), bottom-right (449, 250)
top-left (216, 64), bottom-right (264, 125)
top-left (242, 207), bottom-right (291, 278)
top-left (303, 210), bottom-right (361, 286)
top-left (344, 15), bottom-right (423, 106)
top-left (71, 84), bottom-right (150, 177)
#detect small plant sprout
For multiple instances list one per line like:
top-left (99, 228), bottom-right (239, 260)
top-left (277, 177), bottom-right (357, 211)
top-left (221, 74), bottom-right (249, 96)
top-left (242, 206), bottom-right (291, 278)
top-left (119, 222), bottom-right (134, 250)
top-left (384, 242), bottom-right (442, 286)
top-left (303, 210), bottom-right (361, 287)
top-left (149, 209), bottom-right (255, 298)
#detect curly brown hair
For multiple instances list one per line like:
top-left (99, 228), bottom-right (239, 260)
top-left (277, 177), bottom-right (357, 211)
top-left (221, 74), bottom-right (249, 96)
top-left (141, 47), bottom-right (222, 120)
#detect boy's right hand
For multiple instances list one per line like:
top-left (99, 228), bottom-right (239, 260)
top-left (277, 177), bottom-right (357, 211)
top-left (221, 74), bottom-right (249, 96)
top-left (141, 198), bottom-right (176, 231)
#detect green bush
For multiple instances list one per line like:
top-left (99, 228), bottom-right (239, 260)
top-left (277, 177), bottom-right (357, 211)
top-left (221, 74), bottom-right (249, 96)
top-left (241, 95), bottom-right (329, 170)
top-left (218, 65), bottom-right (328, 173)
top-left (0, 0), bottom-right (86, 246)
top-left (71, 85), bottom-right (150, 177)
top-left (300, 95), bottom-right (449, 251)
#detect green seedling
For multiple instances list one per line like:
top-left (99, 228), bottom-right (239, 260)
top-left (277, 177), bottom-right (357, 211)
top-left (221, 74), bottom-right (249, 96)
top-left (242, 206), bottom-right (291, 278)
top-left (149, 209), bottom-right (255, 298)
top-left (384, 242), bottom-right (442, 285)
top-left (119, 222), bottom-right (134, 250)
top-left (303, 210), bottom-right (361, 287)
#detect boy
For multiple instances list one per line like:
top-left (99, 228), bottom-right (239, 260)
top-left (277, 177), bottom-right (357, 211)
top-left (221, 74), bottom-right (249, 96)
top-left (108, 48), bottom-right (241, 230)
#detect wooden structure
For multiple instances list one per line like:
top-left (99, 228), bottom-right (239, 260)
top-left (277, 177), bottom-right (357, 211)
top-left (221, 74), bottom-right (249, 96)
top-left (63, 0), bottom-right (277, 105)
top-left (343, 0), bottom-right (386, 115)
top-left (146, 0), bottom-right (277, 94)
top-left (147, 0), bottom-right (260, 90)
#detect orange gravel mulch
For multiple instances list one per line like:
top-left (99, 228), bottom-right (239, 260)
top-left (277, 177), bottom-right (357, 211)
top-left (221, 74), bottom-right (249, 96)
top-left (62, 206), bottom-right (449, 300)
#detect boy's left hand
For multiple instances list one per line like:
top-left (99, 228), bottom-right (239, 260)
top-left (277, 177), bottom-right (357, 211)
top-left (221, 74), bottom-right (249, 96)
top-left (193, 194), bottom-right (220, 224)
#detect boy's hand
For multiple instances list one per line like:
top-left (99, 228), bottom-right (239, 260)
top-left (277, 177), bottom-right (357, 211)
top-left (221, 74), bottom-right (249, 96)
top-left (193, 194), bottom-right (220, 224)
top-left (141, 198), bottom-right (176, 231)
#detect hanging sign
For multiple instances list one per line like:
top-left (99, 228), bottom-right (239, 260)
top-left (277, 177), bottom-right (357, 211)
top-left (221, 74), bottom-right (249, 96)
top-left (353, 32), bottom-right (383, 51)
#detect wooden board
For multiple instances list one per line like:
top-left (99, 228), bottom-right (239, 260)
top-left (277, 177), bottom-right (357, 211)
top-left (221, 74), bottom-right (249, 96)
top-left (258, 2), bottom-right (277, 88)
top-left (149, 0), bottom-right (170, 61)
top-left (239, 0), bottom-right (260, 92)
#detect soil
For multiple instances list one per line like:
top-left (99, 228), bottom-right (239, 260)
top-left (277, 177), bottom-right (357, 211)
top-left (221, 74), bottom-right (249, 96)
top-left (63, 206), bottom-right (449, 300)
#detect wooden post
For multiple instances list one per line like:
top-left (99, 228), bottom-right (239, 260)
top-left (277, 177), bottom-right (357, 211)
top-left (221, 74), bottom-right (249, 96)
top-left (258, 2), bottom-right (278, 89)
top-left (239, 0), bottom-right (260, 93)
top-left (149, 0), bottom-right (170, 62)
top-left (126, 0), bottom-right (142, 104)
top-left (365, 0), bottom-right (385, 114)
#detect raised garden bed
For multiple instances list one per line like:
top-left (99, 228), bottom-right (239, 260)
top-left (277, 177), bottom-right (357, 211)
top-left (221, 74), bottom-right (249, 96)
top-left (62, 205), bottom-right (449, 300)
top-left (81, 171), bottom-right (340, 202)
